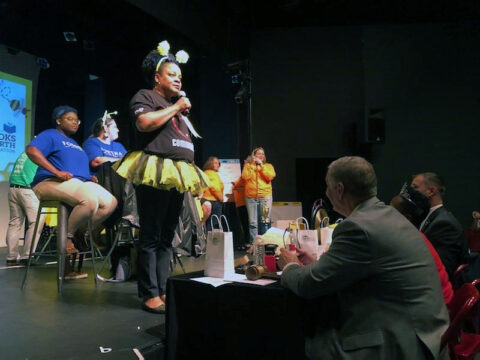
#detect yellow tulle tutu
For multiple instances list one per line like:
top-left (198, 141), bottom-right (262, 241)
top-left (112, 151), bottom-right (209, 195)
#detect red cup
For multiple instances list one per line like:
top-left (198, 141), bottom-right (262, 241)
top-left (264, 255), bottom-right (277, 272)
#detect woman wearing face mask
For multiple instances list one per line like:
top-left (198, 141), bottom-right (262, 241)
top-left (241, 147), bottom-right (276, 244)
top-left (83, 114), bottom-right (127, 175)
top-left (202, 156), bottom-right (224, 231)
top-left (113, 41), bottom-right (208, 314)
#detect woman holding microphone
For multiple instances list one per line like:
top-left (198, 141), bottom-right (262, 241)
top-left (241, 147), bottom-right (276, 244)
top-left (113, 41), bottom-right (208, 313)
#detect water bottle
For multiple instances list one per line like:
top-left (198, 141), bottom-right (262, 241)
top-left (289, 227), bottom-right (297, 248)
top-left (253, 235), bottom-right (265, 266)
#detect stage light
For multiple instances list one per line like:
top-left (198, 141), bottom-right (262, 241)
top-left (234, 87), bottom-right (246, 104)
top-left (63, 32), bottom-right (77, 42)
top-left (36, 57), bottom-right (50, 69)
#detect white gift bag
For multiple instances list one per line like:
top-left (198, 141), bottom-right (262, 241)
top-left (204, 215), bottom-right (235, 278)
top-left (295, 217), bottom-right (321, 259)
top-left (319, 217), bottom-right (334, 247)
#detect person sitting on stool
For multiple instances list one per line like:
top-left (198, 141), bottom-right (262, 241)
top-left (26, 105), bottom-right (117, 279)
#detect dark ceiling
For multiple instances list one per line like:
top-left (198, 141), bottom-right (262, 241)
top-left (209, 0), bottom-right (480, 28)
top-left (2, 0), bottom-right (479, 74)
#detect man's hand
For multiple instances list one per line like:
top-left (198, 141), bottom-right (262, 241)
top-left (295, 247), bottom-right (316, 266)
top-left (91, 175), bottom-right (98, 183)
top-left (278, 247), bottom-right (302, 270)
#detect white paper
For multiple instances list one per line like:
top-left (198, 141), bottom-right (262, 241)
top-left (191, 277), bottom-right (233, 287)
top-left (223, 272), bottom-right (277, 286)
top-left (218, 159), bottom-right (241, 202)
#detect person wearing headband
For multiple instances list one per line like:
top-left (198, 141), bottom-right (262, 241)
top-left (83, 114), bottom-right (126, 175)
top-left (26, 105), bottom-right (117, 278)
top-left (113, 41), bottom-right (208, 313)
top-left (241, 147), bottom-right (276, 244)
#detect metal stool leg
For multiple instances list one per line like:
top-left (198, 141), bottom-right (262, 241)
top-left (56, 202), bottom-right (69, 294)
top-left (21, 203), bottom-right (44, 289)
top-left (87, 220), bottom-right (98, 286)
top-left (96, 227), bottom-right (121, 280)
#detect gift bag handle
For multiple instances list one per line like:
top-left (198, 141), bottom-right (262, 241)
top-left (295, 216), bottom-right (310, 230)
top-left (209, 214), bottom-right (224, 232)
top-left (321, 217), bottom-right (330, 228)
top-left (220, 215), bottom-right (231, 232)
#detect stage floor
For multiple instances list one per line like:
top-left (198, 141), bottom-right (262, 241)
top-left (0, 247), bottom-right (206, 360)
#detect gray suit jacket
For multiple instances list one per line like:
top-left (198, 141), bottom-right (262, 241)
top-left (282, 197), bottom-right (449, 360)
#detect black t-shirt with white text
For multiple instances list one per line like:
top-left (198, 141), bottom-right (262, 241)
top-left (129, 89), bottom-right (194, 162)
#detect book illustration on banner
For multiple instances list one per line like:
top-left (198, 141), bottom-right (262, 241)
top-left (0, 73), bottom-right (32, 182)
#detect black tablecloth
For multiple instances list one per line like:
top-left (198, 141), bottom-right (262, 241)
top-left (166, 271), bottom-right (306, 360)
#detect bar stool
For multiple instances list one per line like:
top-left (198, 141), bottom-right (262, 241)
top-left (21, 200), bottom-right (97, 294)
top-left (96, 219), bottom-right (136, 281)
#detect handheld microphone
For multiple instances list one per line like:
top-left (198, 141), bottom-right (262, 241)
top-left (178, 90), bottom-right (190, 115)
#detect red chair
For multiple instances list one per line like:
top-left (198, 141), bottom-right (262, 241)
top-left (466, 230), bottom-right (480, 253)
top-left (442, 282), bottom-right (480, 360)
top-left (452, 264), bottom-right (469, 291)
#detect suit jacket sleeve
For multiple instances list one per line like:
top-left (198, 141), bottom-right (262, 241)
top-left (425, 218), bottom-right (464, 276)
top-left (282, 220), bottom-right (373, 299)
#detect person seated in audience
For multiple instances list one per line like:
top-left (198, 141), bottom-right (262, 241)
top-left (278, 156), bottom-right (449, 360)
top-left (411, 172), bottom-right (467, 278)
top-left (391, 184), bottom-right (453, 305)
top-left (82, 113), bottom-right (127, 175)
top-left (26, 105), bottom-right (117, 278)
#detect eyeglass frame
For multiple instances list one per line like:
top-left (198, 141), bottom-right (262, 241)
top-left (62, 116), bottom-right (82, 125)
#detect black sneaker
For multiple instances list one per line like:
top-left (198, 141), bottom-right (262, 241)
top-left (6, 259), bottom-right (19, 266)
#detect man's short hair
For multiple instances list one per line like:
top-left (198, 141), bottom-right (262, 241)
top-left (414, 172), bottom-right (446, 196)
top-left (327, 156), bottom-right (377, 199)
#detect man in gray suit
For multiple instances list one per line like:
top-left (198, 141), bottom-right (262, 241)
top-left (279, 156), bottom-right (449, 360)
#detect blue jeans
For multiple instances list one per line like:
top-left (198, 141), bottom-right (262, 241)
top-left (245, 196), bottom-right (272, 243)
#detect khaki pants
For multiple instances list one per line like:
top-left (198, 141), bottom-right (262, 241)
top-left (6, 188), bottom-right (45, 260)
top-left (33, 178), bottom-right (117, 237)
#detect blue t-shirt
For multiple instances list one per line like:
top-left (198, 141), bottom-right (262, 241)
top-left (29, 129), bottom-right (91, 187)
top-left (82, 137), bottom-right (127, 174)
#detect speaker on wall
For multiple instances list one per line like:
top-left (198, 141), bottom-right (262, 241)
top-left (364, 108), bottom-right (385, 144)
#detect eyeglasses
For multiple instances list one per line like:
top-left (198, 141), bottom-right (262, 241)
top-left (63, 117), bottom-right (81, 124)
